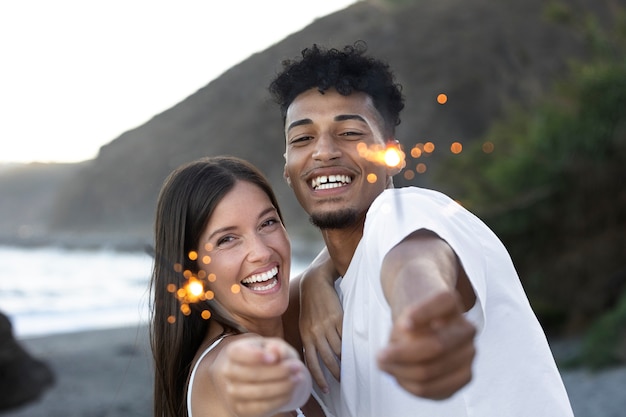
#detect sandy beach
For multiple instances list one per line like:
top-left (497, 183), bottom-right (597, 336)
top-left (1, 326), bottom-right (625, 417)
top-left (0, 326), bottom-right (153, 417)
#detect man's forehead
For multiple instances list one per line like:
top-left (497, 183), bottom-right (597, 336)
top-left (286, 89), bottom-right (378, 122)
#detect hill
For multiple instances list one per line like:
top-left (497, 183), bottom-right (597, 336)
top-left (1, 0), bottom-right (622, 256)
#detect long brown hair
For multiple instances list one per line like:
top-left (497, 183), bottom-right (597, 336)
top-left (149, 156), bottom-right (284, 417)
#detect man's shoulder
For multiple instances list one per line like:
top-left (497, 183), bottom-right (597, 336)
top-left (374, 186), bottom-right (454, 207)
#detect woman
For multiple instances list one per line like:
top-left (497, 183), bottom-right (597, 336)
top-left (149, 156), bottom-right (331, 417)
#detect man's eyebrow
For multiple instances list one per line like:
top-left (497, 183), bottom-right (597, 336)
top-left (335, 114), bottom-right (366, 123)
top-left (287, 118), bottom-right (312, 132)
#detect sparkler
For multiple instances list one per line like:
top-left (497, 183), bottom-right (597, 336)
top-left (146, 245), bottom-right (217, 322)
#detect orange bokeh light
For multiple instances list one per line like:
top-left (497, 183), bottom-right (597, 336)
top-left (410, 146), bottom-right (422, 158)
top-left (450, 142), bottom-right (463, 154)
top-left (482, 141), bottom-right (495, 153)
top-left (437, 93), bottom-right (448, 104)
top-left (367, 173), bottom-right (378, 183)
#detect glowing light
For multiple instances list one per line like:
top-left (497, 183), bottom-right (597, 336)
top-left (187, 280), bottom-right (204, 297)
top-left (202, 255), bottom-right (211, 265)
top-left (437, 93), bottom-right (448, 104)
top-left (208, 273), bottom-right (217, 282)
top-left (403, 170), bottom-right (415, 180)
top-left (205, 290), bottom-right (214, 300)
top-left (410, 146), bottom-right (422, 158)
top-left (173, 263), bottom-right (183, 273)
top-left (181, 303), bottom-right (191, 316)
top-left (188, 251), bottom-right (198, 261)
top-left (424, 142), bottom-right (435, 153)
top-left (482, 141), bottom-right (495, 153)
top-left (204, 242), bottom-right (213, 252)
top-left (450, 142), bottom-right (463, 154)
top-left (384, 148), bottom-right (402, 167)
top-left (183, 269), bottom-right (192, 279)
top-left (176, 288), bottom-right (186, 298)
top-left (357, 142), bottom-right (406, 168)
top-left (416, 163), bottom-right (427, 174)
top-left (367, 173), bottom-right (378, 183)
top-left (166, 283), bottom-right (177, 293)
top-left (231, 284), bottom-right (241, 294)
top-left (167, 315), bottom-right (176, 324)
top-left (197, 270), bottom-right (207, 279)
top-left (201, 310), bottom-right (211, 320)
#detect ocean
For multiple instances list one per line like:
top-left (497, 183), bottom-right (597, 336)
top-left (0, 245), bottom-right (309, 338)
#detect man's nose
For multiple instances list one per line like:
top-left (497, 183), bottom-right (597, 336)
top-left (312, 133), bottom-right (341, 161)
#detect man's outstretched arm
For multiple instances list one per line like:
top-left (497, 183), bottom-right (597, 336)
top-left (378, 229), bottom-right (477, 400)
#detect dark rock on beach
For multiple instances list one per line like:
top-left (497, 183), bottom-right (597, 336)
top-left (0, 312), bottom-right (54, 411)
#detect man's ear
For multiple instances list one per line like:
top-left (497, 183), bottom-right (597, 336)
top-left (283, 164), bottom-right (292, 187)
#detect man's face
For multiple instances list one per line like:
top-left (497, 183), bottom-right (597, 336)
top-left (283, 88), bottom-right (395, 229)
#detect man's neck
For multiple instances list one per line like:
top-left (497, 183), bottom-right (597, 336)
top-left (321, 223), bottom-right (364, 277)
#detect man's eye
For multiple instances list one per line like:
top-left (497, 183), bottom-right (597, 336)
top-left (290, 136), bottom-right (312, 144)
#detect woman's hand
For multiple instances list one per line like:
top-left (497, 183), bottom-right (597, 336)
top-left (298, 248), bottom-right (343, 392)
top-left (219, 337), bottom-right (311, 417)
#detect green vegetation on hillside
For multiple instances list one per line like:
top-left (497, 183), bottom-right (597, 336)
top-left (434, 5), bottom-right (626, 366)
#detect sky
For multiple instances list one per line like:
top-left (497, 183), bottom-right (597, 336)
top-left (0, 0), bottom-right (357, 164)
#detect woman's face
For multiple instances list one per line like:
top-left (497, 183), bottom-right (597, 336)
top-left (197, 180), bottom-right (291, 334)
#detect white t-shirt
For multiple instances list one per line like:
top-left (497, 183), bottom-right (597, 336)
top-left (313, 187), bottom-right (574, 417)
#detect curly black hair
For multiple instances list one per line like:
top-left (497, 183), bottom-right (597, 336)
top-left (269, 41), bottom-right (405, 137)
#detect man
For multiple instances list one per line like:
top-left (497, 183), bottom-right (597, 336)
top-left (269, 42), bottom-right (573, 416)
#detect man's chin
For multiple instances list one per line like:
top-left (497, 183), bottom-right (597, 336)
top-left (309, 209), bottom-right (359, 230)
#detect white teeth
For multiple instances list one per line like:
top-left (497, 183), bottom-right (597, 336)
top-left (250, 280), bottom-right (278, 292)
top-left (311, 175), bottom-right (352, 190)
top-left (241, 266), bottom-right (278, 284)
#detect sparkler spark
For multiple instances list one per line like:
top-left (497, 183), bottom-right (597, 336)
top-left (356, 142), bottom-right (406, 169)
top-left (146, 245), bottom-right (224, 323)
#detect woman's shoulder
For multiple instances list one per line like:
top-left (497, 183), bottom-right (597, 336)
top-left (188, 333), bottom-right (252, 417)
top-left (192, 332), bottom-right (253, 372)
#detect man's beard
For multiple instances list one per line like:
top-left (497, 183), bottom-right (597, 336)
top-left (309, 208), bottom-right (359, 230)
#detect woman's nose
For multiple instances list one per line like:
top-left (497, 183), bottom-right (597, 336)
top-left (246, 235), bottom-right (272, 263)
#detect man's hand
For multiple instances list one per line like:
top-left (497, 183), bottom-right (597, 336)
top-left (219, 337), bottom-right (311, 417)
top-left (299, 265), bottom-right (343, 392)
top-left (377, 292), bottom-right (476, 400)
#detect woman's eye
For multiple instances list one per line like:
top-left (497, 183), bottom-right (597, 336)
top-left (216, 235), bottom-right (235, 247)
top-left (261, 218), bottom-right (280, 229)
